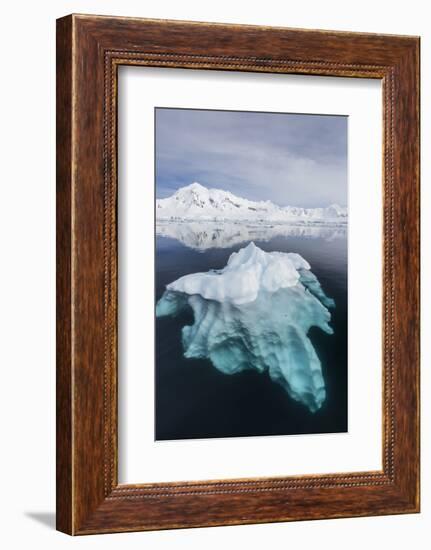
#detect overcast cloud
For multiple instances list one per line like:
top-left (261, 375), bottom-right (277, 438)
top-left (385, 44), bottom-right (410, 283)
top-left (155, 108), bottom-right (347, 208)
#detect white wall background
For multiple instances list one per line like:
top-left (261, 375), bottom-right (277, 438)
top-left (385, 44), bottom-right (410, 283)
top-left (0, 1), bottom-right (427, 548)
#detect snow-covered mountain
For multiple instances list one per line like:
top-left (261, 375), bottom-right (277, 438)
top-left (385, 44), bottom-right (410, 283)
top-left (156, 182), bottom-right (347, 223)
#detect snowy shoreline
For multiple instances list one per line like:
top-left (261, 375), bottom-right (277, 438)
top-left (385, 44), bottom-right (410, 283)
top-left (156, 218), bottom-right (347, 227)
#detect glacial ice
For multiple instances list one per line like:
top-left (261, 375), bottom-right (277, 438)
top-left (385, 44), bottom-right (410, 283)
top-left (164, 243), bottom-right (310, 306)
top-left (156, 242), bottom-right (335, 412)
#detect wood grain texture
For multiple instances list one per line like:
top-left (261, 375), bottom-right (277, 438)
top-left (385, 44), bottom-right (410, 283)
top-left (56, 14), bottom-right (420, 535)
top-left (56, 15), bottom-right (73, 535)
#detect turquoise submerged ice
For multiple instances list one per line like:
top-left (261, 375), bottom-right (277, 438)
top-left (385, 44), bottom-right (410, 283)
top-left (156, 242), bottom-right (335, 412)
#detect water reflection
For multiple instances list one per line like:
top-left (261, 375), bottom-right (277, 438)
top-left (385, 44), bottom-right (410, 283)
top-left (156, 221), bottom-right (347, 251)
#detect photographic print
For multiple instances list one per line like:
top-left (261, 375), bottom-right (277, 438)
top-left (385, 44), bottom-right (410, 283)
top-left (155, 107), bottom-right (348, 441)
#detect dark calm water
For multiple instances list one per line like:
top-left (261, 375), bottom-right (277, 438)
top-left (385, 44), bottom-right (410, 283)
top-left (155, 230), bottom-right (348, 441)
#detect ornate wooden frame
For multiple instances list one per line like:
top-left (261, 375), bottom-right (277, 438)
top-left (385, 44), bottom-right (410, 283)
top-left (56, 14), bottom-right (420, 535)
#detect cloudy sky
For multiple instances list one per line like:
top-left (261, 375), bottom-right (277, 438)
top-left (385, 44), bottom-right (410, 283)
top-left (155, 108), bottom-right (347, 208)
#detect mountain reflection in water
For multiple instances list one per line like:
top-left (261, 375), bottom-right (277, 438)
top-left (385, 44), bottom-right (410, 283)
top-left (156, 221), bottom-right (347, 252)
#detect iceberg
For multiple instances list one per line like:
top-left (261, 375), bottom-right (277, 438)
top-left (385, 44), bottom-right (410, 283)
top-left (156, 242), bottom-right (335, 412)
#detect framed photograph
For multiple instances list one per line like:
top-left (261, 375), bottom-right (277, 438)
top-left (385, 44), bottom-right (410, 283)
top-left (56, 14), bottom-right (420, 535)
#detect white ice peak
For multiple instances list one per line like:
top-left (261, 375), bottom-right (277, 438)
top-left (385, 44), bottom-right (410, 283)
top-left (165, 242), bottom-right (310, 305)
top-left (156, 182), bottom-right (347, 223)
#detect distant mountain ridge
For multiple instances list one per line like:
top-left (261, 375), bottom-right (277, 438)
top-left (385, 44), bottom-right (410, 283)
top-left (156, 182), bottom-right (347, 223)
